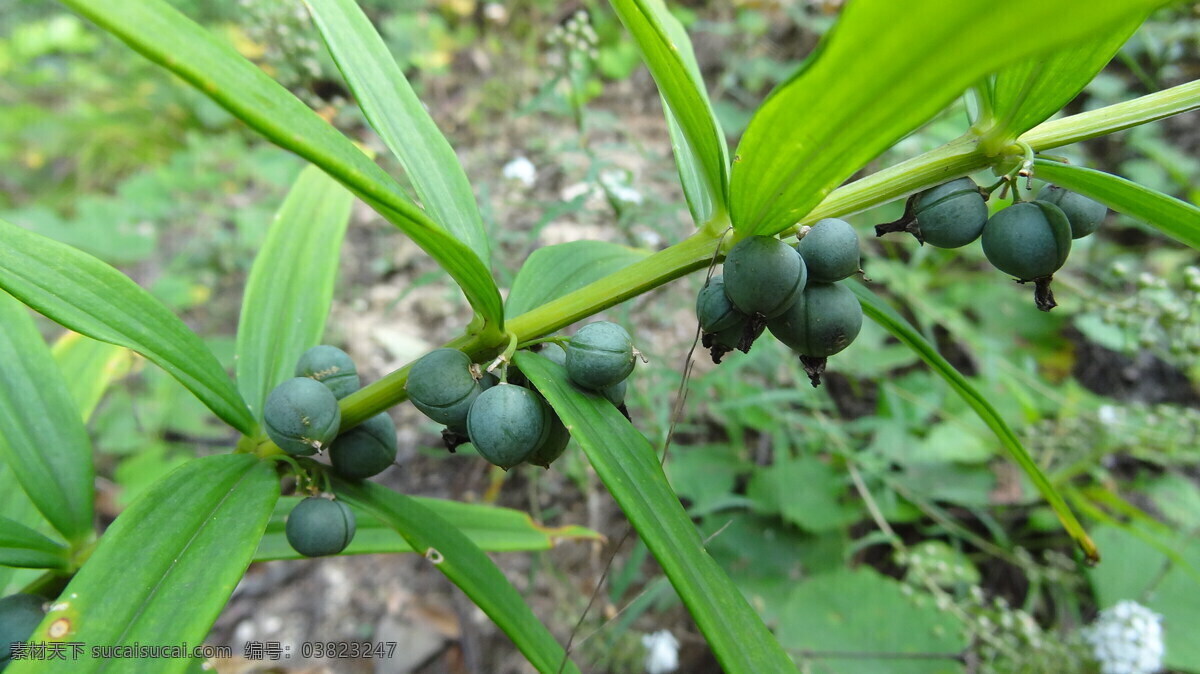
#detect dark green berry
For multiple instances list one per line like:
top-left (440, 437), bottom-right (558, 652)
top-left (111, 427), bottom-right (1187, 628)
top-left (769, 282), bottom-right (863, 358)
top-left (723, 236), bottom-right (807, 318)
top-left (466, 385), bottom-right (548, 469)
top-left (982, 201), bottom-right (1073, 311)
top-left (328, 413), bottom-right (397, 480)
top-left (0, 594), bottom-right (45, 668)
top-left (796, 218), bottom-right (860, 282)
top-left (912, 178), bottom-right (989, 248)
top-left (264, 377), bottom-right (342, 456)
top-left (1037, 185), bottom-right (1106, 238)
top-left (295, 345), bottom-right (360, 399)
top-left (696, 275), bottom-right (745, 333)
top-left (285, 496), bottom-right (356, 557)
top-left (768, 282), bottom-right (863, 386)
top-left (538, 342), bottom-right (567, 367)
top-left (566, 322), bottom-right (635, 391)
top-left (878, 177), bottom-right (988, 248)
top-left (601, 379), bottom-right (626, 406)
top-left (701, 319), bottom-right (750, 364)
top-left (407, 348), bottom-right (482, 432)
top-left (982, 201), bottom-right (1072, 280)
top-left (527, 396), bottom-right (570, 469)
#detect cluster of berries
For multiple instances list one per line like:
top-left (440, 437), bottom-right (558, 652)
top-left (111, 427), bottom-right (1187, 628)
top-left (406, 322), bottom-right (635, 470)
top-left (877, 177), bottom-right (1107, 310)
top-left (264, 346), bottom-right (397, 480)
top-left (698, 222), bottom-right (865, 386)
top-left (261, 346), bottom-right (396, 558)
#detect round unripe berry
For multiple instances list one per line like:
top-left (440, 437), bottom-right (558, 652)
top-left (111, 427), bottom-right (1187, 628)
top-left (601, 379), bottom-right (626, 406)
top-left (295, 345), bottom-right (360, 399)
top-left (723, 236), bottom-right (807, 318)
top-left (0, 594), bottom-right (45, 667)
top-left (264, 377), bottom-right (342, 456)
top-left (527, 396), bottom-right (570, 469)
top-left (981, 201), bottom-right (1072, 280)
top-left (466, 385), bottom-right (548, 469)
top-left (407, 348), bottom-right (482, 432)
top-left (796, 218), bottom-right (860, 282)
top-left (1037, 185), bottom-right (1107, 239)
top-left (696, 275), bottom-right (745, 333)
top-left (538, 342), bottom-right (567, 367)
top-left (328, 412), bottom-right (397, 480)
top-left (566, 322), bottom-right (635, 391)
top-left (912, 178), bottom-right (988, 248)
top-left (285, 497), bottom-right (356, 557)
top-left (768, 282), bottom-right (863, 358)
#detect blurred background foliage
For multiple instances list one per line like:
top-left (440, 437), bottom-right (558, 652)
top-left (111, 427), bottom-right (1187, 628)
top-left (1, 0), bottom-right (1198, 671)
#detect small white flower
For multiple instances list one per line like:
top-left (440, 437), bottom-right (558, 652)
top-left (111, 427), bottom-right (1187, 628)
top-left (1098, 405), bottom-right (1120, 426)
top-left (502, 156), bottom-right (537, 187)
top-left (642, 630), bottom-right (680, 674)
top-left (599, 170), bottom-right (643, 205)
top-left (1084, 600), bottom-right (1164, 674)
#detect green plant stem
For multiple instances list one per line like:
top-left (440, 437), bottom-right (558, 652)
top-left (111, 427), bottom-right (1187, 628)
top-left (337, 230), bottom-right (723, 429)
top-left (335, 86), bottom-right (1200, 432)
top-left (1020, 79), bottom-right (1200, 150)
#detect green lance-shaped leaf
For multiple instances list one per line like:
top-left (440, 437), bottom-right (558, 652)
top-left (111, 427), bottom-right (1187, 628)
top-left (610, 0), bottom-right (729, 226)
top-left (51, 331), bottom-right (133, 423)
top-left (516, 351), bottom-right (797, 673)
top-left (0, 291), bottom-right (95, 546)
top-left (505, 240), bottom-right (652, 318)
top-left (1033, 159), bottom-right (1200, 250)
top-left (0, 217), bottom-right (255, 435)
top-left (255, 495), bottom-right (600, 561)
top-left (0, 517), bottom-right (70, 570)
top-left (0, 463), bottom-right (54, 594)
top-left (16, 455), bottom-right (278, 674)
top-left (730, 0), bottom-right (1164, 236)
top-left (848, 282), bottom-right (1098, 563)
top-left (332, 479), bottom-right (582, 674)
top-left (236, 166), bottom-right (354, 420)
top-left (980, 12), bottom-right (1148, 149)
top-left (304, 0), bottom-right (489, 263)
top-left (58, 0), bottom-right (504, 328)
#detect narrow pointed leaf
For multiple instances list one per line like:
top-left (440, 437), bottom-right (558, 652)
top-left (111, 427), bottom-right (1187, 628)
top-left (332, 479), bottom-right (581, 674)
top-left (254, 495), bottom-right (599, 561)
top-left (984, 14), bottom-right (1147, 144)
top-left (0, 464), bottom-right (52, 594)
top-left (1033, 159), bottom-right (1200, 250)
top-left (505, 241), bottom-right (651, 318)
top-left (516, 352), bottom-right (796, 672)
top-left (18, 455), bottom-right (279, 674)
top-left (0, 517), bottom-right (69, 570)
top-left (51, 332), bottom-right (134, 423)
top-left (848, 282), bottom-right (1098, 562)
top-left (305, 0), bottom-right (489, 262)
top-left (610, 0), bottom-right (728, 224)
top-left (236, 166), bottom-right (354, 420)
top-left (0, 218), bottom-right (254, 435)
top-left (0, 292), bottom-right (95, 545)
top-left (731, 0), bottom-right (1162, 236)
top-left (59, 0), bottom-right (503, 327)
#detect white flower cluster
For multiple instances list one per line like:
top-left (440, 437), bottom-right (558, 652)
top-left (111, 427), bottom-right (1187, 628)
top-left (641, 630), bottom-right (679, 674)
top-left (547, 10), bottom-right (600, 61)
top-left (1084, 600), bottom-right (1165, 674)
top-left (501, 156), bottom-right (537, 187)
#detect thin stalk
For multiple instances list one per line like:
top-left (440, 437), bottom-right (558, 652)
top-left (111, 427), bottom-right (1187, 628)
top-left (1020, 79), bottom-right (1200, 150)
